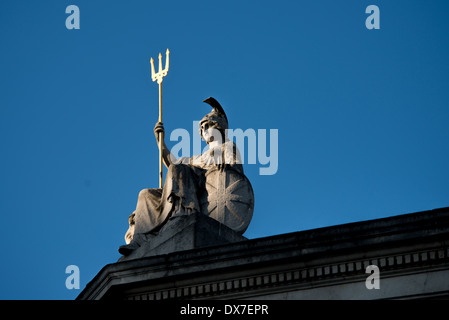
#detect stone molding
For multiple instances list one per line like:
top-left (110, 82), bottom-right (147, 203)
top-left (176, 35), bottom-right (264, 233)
top-left (123, 245), bottom-right (449, 300)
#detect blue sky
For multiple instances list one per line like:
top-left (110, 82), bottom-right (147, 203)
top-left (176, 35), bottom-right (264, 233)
top-left (1, 0), bottom-right (448, 299)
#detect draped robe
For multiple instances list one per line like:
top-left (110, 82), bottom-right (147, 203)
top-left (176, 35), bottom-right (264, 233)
top-left (125, 140), bottom-right (242, 243)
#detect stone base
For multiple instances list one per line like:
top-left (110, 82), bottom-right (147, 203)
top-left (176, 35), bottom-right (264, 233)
top-left (78, 207), bottom-right (449, 300)
top-left (118, 213), bottom-right (247, 262)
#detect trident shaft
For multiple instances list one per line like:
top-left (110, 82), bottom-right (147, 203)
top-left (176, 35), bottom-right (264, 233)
top-left (150, 48), bottom-right (170, 188)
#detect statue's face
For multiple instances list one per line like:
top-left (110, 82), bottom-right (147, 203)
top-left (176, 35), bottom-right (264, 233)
top-left (201, 122), bottom-right (213, 143)
top-left (201, 122), bottom-right (222, 144)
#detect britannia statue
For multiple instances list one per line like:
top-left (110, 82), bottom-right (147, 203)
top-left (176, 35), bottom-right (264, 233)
top-left (119, 50), bottom-right (254, 256)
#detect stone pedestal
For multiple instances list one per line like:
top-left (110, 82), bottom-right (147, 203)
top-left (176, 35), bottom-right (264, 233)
top-left (118, 213), bottom-right (247, 262)
top-left (78, 207), bottom-right (449, 300)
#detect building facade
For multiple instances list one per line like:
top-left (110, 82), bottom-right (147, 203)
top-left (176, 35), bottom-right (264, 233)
top-left (77, 207), bottom-right (449, 300)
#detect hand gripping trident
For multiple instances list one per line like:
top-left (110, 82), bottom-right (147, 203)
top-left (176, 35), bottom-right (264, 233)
top-left (150, 48), bottom-right (170, 188)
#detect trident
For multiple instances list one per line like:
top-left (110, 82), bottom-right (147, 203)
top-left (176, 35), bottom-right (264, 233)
top-left (150, 48), bottom-right (170, 188)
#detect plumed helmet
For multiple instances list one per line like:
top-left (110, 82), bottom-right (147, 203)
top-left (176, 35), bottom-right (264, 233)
top-left (199, 97), bottom-right (228, 139)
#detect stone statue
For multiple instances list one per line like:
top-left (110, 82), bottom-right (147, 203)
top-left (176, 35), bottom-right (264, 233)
top-left (119, 97), bottom-right (254, 256)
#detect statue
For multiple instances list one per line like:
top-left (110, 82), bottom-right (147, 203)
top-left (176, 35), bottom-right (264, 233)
top-left (119, 97), bottom-right (254, 256)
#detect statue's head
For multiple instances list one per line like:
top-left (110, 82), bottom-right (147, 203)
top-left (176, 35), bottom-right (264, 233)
top-left (199, 97), bottom-right (228, 144)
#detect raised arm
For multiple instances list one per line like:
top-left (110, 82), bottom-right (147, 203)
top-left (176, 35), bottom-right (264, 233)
top-left (154, 122), bottom-right (174, 168)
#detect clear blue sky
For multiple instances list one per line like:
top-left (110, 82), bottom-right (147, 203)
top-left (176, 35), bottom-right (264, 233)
top-left (1, 0), bottom-right (448, 299)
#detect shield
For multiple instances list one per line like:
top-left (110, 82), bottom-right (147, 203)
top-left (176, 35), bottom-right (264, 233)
top-left (200, 166), bottom-right (254, 234)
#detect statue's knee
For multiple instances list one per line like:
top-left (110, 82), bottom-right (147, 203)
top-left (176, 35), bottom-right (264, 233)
top-left (128, 212), bottom-right (135, 225)
top-left (167, 164), bottom-right (178, 173)
top-left (138, 189), bottom-right (149, 199)
top-left (167, 164), bottom-right (183, 177)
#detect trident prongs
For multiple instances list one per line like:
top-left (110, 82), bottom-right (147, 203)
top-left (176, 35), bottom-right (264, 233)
top-left (150, 49), bottom-right (170, 84)
top-left (150, 48), bottom-right (170, 188)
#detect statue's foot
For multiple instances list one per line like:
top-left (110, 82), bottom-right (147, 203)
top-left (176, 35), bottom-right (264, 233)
top-left (171, 203), bottom-right (197, 219)
top-left (118, 240), bottom-right (140, 256)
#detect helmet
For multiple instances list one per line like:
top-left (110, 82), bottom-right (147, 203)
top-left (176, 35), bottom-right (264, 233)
top-left (199, 97), bottom-right (228, 140)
